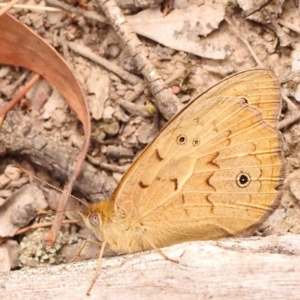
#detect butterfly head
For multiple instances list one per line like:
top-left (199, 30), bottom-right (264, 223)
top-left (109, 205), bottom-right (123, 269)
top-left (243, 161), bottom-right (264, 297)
top-left (79, 200), bottom-right (114, 237)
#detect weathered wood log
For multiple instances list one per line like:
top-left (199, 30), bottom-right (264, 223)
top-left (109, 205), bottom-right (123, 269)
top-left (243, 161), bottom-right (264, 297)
top-left (1, 234), bottom-right (300, 300)
top-left (0, 110), bottom-right (116, 202)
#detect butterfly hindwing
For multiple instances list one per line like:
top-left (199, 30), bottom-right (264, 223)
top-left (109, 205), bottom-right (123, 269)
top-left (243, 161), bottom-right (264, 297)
top-left (111, 69), bottom-right (284, 248)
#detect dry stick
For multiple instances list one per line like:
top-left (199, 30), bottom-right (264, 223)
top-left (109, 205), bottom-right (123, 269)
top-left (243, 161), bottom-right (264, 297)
top-left (59, 31), bottom-right (72, 64)
top-left (281, 92), bottom-right (297, 110)
top-left (0, 120), bottom-right (113, 202)
top-left (46, 180), bottom-right (83, 245)
top-left (3, 70), bottom-right (30, 99)
top-left (277, 18), bottom-right (300, 35)
top-left (225, 17), bottom-right (297, 111)
top-left (46, 57), bottom-right (92, 246)
top-left (41, 134), bottom-right (91, 246)
top-left (0, 3), bottom-right (60, 11)
top-left (125, 84), bottom-right (144, 102)
top-left (0, 73), bottom-right (40, 127)
top-left (270, 18), bottom-right (291, 47)
top-left (225, 17), bottom-right (264, 68)
top-left (277, 92), bottom-right (294, 116)
top-left (119, 99), bottom-right (151, 116)
top-left (15, 219), bottom-right (78, 235)
top-left (281, 71), bottom-right (300, 84)
top-left (45, 0), bottom-right (107, 23)
top-left (46, 0), bottom-right (300, 45)
top-left (97, 0), bottom-right (182, 120)
top-left (99, 162), bottom-right (129, 173)
top-left (278, 113), bottom-right (300, 129)
top-left (241, 0), bottom-right (273, 17)
top-left (0, 0), bottom-right (19, 15)
top-left (46, 0), bottom-right (160, 20)
top-left (67, 42), bottom-right (145, 103)
top-left (42, 32), bottom-right (91, 246)
top-left (67, 42), bottom-right (141, 86)
top-left (46, 121), bottom-right (91, 246)
top-left (44, 1), bottom-right (156, 105)
top-left (165, 68), bottom-right (187, 85)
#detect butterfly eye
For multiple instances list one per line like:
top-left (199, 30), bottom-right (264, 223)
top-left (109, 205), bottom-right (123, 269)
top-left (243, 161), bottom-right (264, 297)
top-left (89, 212), bottom-right (100, 227)
top-left (236, 172), bottom-right (251, 188)
top-left (192, 138), bottom-right (200, 146)
top-left (177, 135), bottom-right (187, 144)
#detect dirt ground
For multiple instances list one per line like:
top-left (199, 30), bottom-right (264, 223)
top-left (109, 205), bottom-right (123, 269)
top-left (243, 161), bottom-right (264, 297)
top-left (0, 0), bottom-right (300, 272)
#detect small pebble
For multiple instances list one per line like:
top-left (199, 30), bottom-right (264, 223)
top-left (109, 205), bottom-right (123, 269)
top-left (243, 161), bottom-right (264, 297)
top-left (0, 175), bottom-right (11, 188)
top-left (108, 44), bottom-right (121, 58)
top-left (0, 197), bottom-right (6, 207)
top-left (9, 176), bottom-right (29, 189)
top-left (0, 189), bottom-right (13, 198)
top-left (116, 89), bottom-right (126, 97)
top-left (103, 106), bottom-right (115, 119)
top-left (4, 165), bottom-right (21, 181)
top-left (172, 85), bottom-right (181, 94)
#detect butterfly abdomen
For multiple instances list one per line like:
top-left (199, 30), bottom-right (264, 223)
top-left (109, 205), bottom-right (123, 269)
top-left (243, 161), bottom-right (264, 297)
top-left (101, 218), bottom-right (155, 254)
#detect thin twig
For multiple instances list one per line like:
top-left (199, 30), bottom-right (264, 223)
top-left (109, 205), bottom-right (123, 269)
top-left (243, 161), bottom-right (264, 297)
top-left (67, 38), bottom-right (143, 105)
top-left (119, 100), bottom-right (151, 116)
top-left (0, 0), bottom-right (19, 16)
top-left (46, 0), bottom-right (107, 23)
top-left (0, 69), bottom-right (30, 98)
top-left (281, 91), bottom-right (297, 110)
top-left (0, 73), bottom-right (40, 127)
top-left (241, 0), bottom-right (273, 17)
top-left (281, 71), bottom-right (300, 84)
top-left (125, 83), bottom-right (144, 102)
top-left (15, 219), bottom-right (78, 235)
top-left (67, 42), bottom-right (142, 86)
top-left (0, 3), bottom-right (60, 12)
top-left (225, 17), bottom-right (264, 67)
top-left (97, 0), bottom-right (182, 120)
top-left (99, 162), bottom-right (129, 173)
top-left (59, 30), bottom-right (72, 64)
top-left (270, 18), bottom-right (291, 47)
top-left (277, 18), bottom-right (300, 35)
top-left (225, 17), bottom-right (296, 111)
top-left (165, 68), bottom-right (187, 85)
top-left (278, 113), bottom-right (300, 129)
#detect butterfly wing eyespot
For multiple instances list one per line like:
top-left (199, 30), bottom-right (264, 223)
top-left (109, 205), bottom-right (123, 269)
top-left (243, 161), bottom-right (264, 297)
top-left (192, 138), bottom-right (200, 146)
top-left (236, 172), bottom-right (251, 188)
top-left (89, 212), bottom-right (100, 227)
top-left (176, 134), bottom-right (187, 144)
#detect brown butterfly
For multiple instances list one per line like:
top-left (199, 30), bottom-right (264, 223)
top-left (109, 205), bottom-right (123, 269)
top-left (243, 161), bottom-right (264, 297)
top-left (79, 69), bottom-right (285, 293)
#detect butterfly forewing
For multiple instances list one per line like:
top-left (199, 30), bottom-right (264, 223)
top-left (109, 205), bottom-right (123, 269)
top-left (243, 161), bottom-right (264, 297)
top-left (111, 69), bottom-right (284, 248)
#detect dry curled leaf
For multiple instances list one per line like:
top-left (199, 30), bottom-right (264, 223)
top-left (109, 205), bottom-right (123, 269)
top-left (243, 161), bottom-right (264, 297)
top-left (0, 13), bottom-right (91, 244)
top-left (127, 4), bottom-right (226, 59)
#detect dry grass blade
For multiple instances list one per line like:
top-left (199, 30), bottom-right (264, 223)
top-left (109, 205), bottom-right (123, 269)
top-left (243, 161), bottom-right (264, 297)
top-left (0, 0), bottom-right (19, 16)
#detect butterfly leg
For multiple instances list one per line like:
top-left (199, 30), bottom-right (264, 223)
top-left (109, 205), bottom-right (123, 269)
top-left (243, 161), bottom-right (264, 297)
top-left (68, 238), bottom-right (101, 263)
top-left (142, 235), bottom-right (179, 264)
top-left (86, 240), bottom-right (107, 296)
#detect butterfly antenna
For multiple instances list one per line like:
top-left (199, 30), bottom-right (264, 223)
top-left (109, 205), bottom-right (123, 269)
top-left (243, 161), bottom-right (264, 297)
top-left (16, 165), bottom-right (88, 207)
